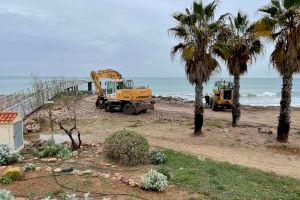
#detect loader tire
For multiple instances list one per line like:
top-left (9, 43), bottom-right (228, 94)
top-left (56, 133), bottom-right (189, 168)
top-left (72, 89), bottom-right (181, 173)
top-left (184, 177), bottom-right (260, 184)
top-left (212, 100), bottom-right (218, 111)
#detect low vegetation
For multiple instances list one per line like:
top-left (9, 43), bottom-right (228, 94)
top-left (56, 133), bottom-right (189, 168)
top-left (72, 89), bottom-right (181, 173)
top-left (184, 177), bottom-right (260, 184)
top-left (0, 145), bottom-right (20, 166)
top-left (103, 129), bottom-right (149, 166)
top-left (149, 149), bottom-right (167, 165)
top-left (157, 166), bottom-right (171, 180)
top-left (162, 150), bottom-right (300, 200)
top-left (141, 169), bottom-right (168, 192)
top-left (1, 167), bottom-right (23, 184)
top-left (37, 140), bottom-right (72, 160)
top-left (22, 163), bottom-right (36, 172)
top-left (43, 192), bottom-right (92, 200)
top-left (0, 190), bottom-right (14, 200)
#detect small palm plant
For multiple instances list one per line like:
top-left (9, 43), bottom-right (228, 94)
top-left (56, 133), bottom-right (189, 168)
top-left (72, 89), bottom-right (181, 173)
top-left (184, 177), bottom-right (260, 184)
top-left (169, 0), bottom-right (226, 135)
top-left (257, 0), bottom-right (300, 142)
top-left (213, 12), bottom-right (263, 127)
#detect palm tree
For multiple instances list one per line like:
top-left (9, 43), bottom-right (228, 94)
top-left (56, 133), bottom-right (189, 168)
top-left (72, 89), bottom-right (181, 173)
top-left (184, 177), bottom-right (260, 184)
top-left (169, 1), bottom-right (225, 135)
top-left (257, 0), bottom-right (300, 142)
top-left (213, 12), bottom-right (263, 127)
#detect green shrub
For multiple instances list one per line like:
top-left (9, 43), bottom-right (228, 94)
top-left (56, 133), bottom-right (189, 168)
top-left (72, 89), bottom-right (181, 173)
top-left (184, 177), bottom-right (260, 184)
top-left (150, 149), bottom-right (166, 165)
top-left (22, 163), bottom-right (36, 172)
top-left (43, 192), bottom-right (92, 200)
top-left (103, 129), bottom-right (149, 166)
top-left (0, 175), bottom-right (13, 184)
top-left (0, 145), bottom-right (20, 166)
top-left (3, 167), bottom-right (24, 181)
top-left (38, 141), bottom-right (72, 160)
top-left (141, 169), bottom-right (168, 191)
top-left (157, 166), bottom-right (171, 180)
top-left (0, 190), bottom-right (15, 200)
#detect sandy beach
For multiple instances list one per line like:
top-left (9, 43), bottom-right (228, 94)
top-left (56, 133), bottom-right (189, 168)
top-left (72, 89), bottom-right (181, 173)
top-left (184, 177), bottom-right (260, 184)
top-left (27, 94), bottom-right (300, 179)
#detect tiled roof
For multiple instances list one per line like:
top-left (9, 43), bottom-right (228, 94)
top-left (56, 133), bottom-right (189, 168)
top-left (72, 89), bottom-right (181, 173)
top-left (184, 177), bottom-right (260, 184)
top-left (0, 112), bottom-right (18, 123)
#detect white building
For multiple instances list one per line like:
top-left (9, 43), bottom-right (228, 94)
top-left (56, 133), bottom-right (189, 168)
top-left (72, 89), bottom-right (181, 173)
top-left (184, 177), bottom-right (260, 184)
top-left (0, 112), bottom-right (24, 151)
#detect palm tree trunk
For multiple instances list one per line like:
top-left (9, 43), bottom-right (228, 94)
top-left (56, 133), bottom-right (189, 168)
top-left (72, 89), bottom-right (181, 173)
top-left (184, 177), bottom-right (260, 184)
top-left (232, 74), bottom-right (241, 127)
top-left (194, 82), bottom-right (204, 135)
top-left (277, 74), bottom-right (292, 143)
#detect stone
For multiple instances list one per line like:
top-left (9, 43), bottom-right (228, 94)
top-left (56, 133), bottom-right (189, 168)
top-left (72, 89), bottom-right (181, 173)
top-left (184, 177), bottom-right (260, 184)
top-left (54, 168), bottom-right (62, 173)
top-left (35, 167), bottom-right (42, 171)
top-left (45, 166), bottom-right (52, 172)
top-left (258, 127), bottom-right (273, 135)
top-left (100, 162), bottom-right (111, 166)
top-left (72, 151), bottom-right (79, 157)
top-left (0, 166), bottom-right (7, 170)
top-left (223, 128), bottom-right (230, 134)
top-left (82, 170), bottom-right (92, 175)
top-left (71, 169), bottom-right (80, 175)
top-left (116, 175), bottom-right (124, 181)
top-left (128, 180), bottom-right (136, 187)
top-left (122, 178), bottom-right (130, 184)
top-left (92, 172), bottom-right (100, 177)
top-left (41, 158), bottom-right (57, 162)
top-left (102, 173), bottom-right (111, 178)
top-left (114, 173), bottom-right (121, 177)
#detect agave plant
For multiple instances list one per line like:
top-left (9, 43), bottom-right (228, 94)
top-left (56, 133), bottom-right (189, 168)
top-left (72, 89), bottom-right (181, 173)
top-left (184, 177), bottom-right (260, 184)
top-left (257, 0), bottom-right (300, 142)
top-left (169, 0), bottom-right (226, 135)
top-left (213, 12), bottom-right (263, 127)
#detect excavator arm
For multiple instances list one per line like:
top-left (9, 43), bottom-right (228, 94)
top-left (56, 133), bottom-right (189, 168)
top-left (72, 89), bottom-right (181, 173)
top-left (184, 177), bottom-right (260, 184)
top-left (90, 69), bottom-right (123, 96)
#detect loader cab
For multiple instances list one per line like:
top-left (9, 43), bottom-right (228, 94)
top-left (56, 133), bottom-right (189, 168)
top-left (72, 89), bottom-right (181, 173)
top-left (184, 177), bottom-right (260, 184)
top-left (211, 80), bottom-right (233, 111)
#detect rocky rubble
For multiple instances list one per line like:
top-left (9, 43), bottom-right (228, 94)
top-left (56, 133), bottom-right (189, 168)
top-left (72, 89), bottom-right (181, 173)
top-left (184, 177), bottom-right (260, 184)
top-left (154, 96), bottom-right (193, 105)
top-left (112, 173), bottom-right (139, 187)
top-left (24, 119), bottom-right (41, 133)
top-left (258, 127), bottom-right (273, 135)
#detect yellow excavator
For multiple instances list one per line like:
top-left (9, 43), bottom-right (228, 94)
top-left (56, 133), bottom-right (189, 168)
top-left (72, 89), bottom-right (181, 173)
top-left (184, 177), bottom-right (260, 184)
top-left (90, 69), bottom-right (154, 115)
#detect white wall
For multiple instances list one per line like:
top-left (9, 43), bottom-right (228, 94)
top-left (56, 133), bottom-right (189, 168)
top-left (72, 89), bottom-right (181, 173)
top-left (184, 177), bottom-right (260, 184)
top-left (0, 124), bottom-right (12, 147)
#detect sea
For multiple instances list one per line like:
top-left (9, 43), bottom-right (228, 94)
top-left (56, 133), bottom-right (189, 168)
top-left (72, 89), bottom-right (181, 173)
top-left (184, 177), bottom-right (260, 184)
top-left (1, 76), bottom-right (300, 107)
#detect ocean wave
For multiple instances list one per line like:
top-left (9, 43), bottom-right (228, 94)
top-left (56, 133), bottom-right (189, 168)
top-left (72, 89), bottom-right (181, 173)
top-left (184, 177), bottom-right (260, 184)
top-left (257, 92), bottom-right (277, 97)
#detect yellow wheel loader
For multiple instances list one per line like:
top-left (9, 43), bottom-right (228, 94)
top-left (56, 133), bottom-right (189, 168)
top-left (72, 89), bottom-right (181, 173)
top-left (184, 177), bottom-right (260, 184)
top-left (90, 69), bottom-right (154, 115)
top-left (210, 80), bottom-right (233, 111)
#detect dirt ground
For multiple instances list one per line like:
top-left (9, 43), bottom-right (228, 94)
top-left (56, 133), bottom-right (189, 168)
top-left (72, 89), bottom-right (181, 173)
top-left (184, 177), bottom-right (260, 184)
top-left (29, 95), bottom-right (300, 179)
top-left (0, 143), bottom-right (189, 200)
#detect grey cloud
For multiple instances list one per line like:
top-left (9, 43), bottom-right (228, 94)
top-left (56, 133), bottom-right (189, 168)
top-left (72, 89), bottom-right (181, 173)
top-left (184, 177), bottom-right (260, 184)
top-left (0, 0), bottom-right (288, 78)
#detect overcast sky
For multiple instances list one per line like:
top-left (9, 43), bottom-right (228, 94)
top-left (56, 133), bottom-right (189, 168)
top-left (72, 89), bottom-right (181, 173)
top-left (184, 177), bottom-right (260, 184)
top-left (0, 0), bottom-right (285, 78)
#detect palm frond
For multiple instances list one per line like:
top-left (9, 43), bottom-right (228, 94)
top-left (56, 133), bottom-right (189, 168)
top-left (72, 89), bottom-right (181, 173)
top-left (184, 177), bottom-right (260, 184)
top-left (204, 0), bottom-right (218, 20)
top-left (283, 0), bottom-right (300, 9)
top-left (170, 43), bottom-right (186, 60)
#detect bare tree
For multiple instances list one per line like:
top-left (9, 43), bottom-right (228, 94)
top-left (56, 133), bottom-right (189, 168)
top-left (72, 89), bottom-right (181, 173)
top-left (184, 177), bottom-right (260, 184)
top-left (44, 91), bottom-right (83, 150)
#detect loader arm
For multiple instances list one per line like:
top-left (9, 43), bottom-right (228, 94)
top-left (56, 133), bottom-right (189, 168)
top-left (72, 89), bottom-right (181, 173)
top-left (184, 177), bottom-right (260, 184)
top-left (90, 69), bottom-right (123, 96)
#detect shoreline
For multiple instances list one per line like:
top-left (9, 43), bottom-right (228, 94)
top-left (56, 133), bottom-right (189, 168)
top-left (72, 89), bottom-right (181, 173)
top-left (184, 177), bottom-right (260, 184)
top-left (154, 95), bottom-right (300, 110)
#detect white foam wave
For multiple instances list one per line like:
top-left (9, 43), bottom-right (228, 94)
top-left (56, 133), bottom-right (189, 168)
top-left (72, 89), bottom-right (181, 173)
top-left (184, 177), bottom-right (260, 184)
top-left (257, 92), bottom-right (277, 97)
